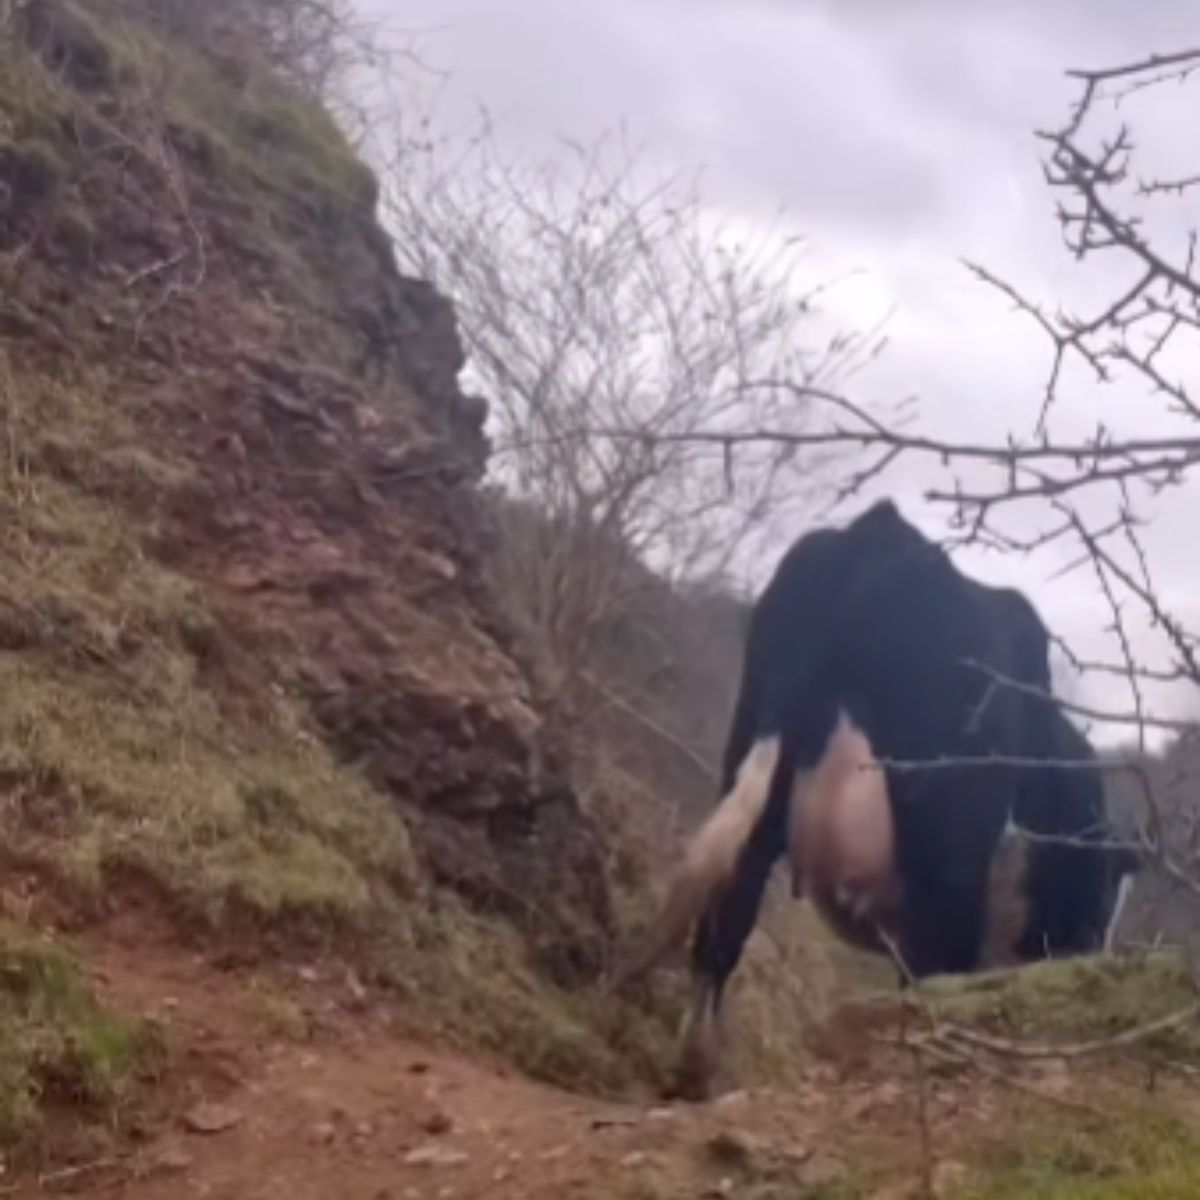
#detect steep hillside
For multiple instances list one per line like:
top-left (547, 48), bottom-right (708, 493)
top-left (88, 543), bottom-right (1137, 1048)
top-left (0, 0), bottom-right (877, 1132)
top-left (0, 0), bottom-right (694, 1111)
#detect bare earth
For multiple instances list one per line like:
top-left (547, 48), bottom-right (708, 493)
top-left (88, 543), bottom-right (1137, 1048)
top-left (3, 903), bottom-right (1103, 1200)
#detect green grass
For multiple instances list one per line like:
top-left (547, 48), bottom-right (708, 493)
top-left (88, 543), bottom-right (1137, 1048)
top-left (891, 956), bottom-right (1200, 1198)
top-left (0, 352), bottom-right (416, 932)
top-left (1, 0), bottom-right (381, 308)
top-left (921, 950), bottom-right (1200, 1060)
top-left (241, 978), bottom-right (311, 1043)
top-left (168, 54), bottom-right (379, 214)
top-left (0, 925), bottom-right (152, 1145)
top-left (955, 1101), bottom-right (1200, 1199)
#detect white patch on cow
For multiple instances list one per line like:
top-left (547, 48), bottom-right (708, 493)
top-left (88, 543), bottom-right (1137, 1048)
top-left (1104, 871), bottom-right (1135, 953)
top-left (623, 736), bottom-right (782, 980)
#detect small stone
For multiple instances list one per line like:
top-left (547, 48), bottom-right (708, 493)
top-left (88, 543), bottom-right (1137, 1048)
top-left (183, 1103), bottom-right (244, 1135)
top-left (425, 552), bottom-right (457, 582)
top-left (705, 1130), bottom-right (762, 1168)
top-left (345, 970), bottom-right (369, 1010)
top-left (421, 1110), bottom-right (454, 1136)
top-left (297, 966), bottom-right (320, 984)
top-left (590, 1116), bottom-right (637, 1132)
top-left (403, 1144), bottom-right (468, 1168)
top-left (1035, 1058), bottom-right (1073, 1098)
top-left (620, 1151), bottom-right (647, 1168)
top-left (311, 1123), bottom-right (337, 1146)
top-left (712, 1089), bottom-right (748, 1109)
top-left (645, 1107), bottom-right (674, 1122)
top-left (781, 1144), bottom-right (814, 1166)
top-left (150, 1146), bottom-right (194, 1174)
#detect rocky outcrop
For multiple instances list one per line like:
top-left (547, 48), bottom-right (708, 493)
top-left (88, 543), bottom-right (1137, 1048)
top-left (0, 0), bottom-right (614, 978)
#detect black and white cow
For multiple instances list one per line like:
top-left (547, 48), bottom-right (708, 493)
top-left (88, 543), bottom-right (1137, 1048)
top-left (623, 499), bottom-right (1139, 1098)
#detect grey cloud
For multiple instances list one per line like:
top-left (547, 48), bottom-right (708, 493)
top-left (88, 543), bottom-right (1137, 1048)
top-left (370, 0), bottom-right (1199, 739)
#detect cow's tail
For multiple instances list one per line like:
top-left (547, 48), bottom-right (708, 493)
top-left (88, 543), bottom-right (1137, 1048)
top-left (615, 736), bottom-right (782, 985)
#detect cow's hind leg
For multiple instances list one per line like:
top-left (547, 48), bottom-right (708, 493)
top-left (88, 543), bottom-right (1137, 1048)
top-left (674, 779), bottom-right (787, 1100)
top-left (894, 770), bottom-right (1011, 979)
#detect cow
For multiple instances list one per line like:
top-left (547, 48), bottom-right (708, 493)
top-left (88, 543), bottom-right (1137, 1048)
top-left (621, 498), bottom-right (1140, 1099)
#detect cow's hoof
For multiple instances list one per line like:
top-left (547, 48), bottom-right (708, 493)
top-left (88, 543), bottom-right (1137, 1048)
top-left (670, 1037), bottom-right (720, 1102)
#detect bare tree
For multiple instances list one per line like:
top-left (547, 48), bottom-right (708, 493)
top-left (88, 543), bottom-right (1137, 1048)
top-left (381, 117), bottom-right (881, 702)
top-left (508, 50), bottom-right (1200, 908)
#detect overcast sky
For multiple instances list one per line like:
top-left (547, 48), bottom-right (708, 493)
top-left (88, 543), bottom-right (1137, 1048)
top-left (365, 1), bottom-right (1199, 744)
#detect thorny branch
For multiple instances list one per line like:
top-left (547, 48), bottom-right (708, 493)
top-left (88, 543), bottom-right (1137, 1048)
top-left (877, 925), bottom-right (1200, 1126)
top-left (557, 50), bottom-right (1200, 909)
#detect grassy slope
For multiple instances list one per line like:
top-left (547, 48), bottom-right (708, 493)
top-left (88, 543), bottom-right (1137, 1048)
top-left (0, 13), bottom-right (419, 1134)
top-left (960, 1108), bottom-right (1200, 1200)
top-left (0, 0), bottom-right (694, 1106)
top-left (931, 953), bottom-right (1200, 1198)
top-left (0, 354), bottom-right (417, 929)
top-left (0, 923), bottom-right (154, 1155)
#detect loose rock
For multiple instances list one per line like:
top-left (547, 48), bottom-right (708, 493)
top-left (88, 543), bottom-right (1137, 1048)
top-left (183, 1103), bottom-right (244, 1135)
top-left (148, 1146), bottom-right (194, 1175)
top-left (403, 1144), bottom-right (469, 1168)
top-left (421, 1109), bottom-right (454, 1136)
top-left (310, 1123), bottom-right (337, 1147)
top-left (704, 1130), bottom-right (763, 1168)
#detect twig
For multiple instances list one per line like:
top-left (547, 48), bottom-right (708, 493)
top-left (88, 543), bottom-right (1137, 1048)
top-left (959, 658), bottom-right (1198, 736)
top-left (36, 1157), bottom-right (122, 1189)
top-left (579, 671), bottom-right (718, 783)
top-left (937, 1001), bottom-right (1200, 1062)
top-left (889, 1033), bottom-right (1104, 1117)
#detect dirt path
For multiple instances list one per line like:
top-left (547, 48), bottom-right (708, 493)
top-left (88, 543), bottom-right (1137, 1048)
top-left (0, 914), bottom-right (1074, 1200)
